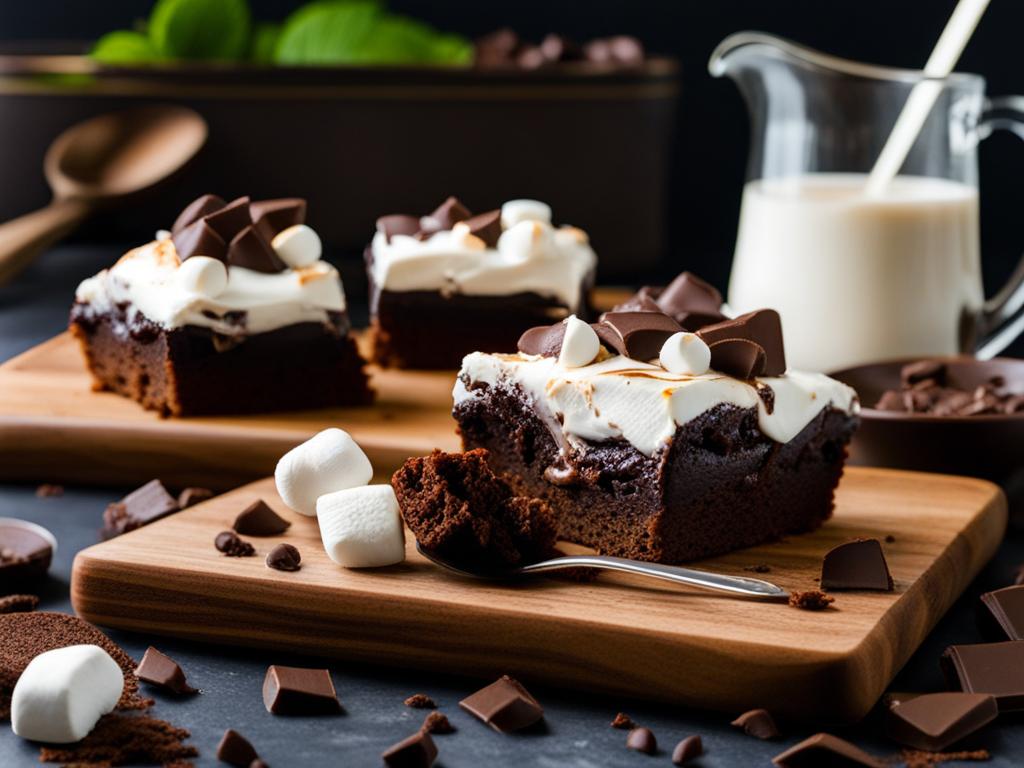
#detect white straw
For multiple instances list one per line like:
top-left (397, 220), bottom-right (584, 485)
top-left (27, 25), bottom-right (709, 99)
top-left (865, 0), bottom-right (990, 196)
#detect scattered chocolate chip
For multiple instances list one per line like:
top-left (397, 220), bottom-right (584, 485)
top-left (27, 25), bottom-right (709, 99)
top-left (731, 708), bottom-right (780, 739)
top-left (34, 484), bottom-right (63, 498)
top-left (941, 640), bottom-right (1024, 711)
top-left (459, 675), bottom-right (543, 732)
top-left (382, 729), bottom-right (437, 768)
top-left (885, 692), bottom-right (997, 752)
top-left (234, 499), bottom-right (291, 536)
top-left (421, 710), bottom-right (455, 734)
top-left (875, 360), bottom-right (1019, 415)
top-left (214, 531), bottom-right (255, 557)
top-left (885, 534), bottom-right (896, 543)
top-left (177, 486), bottom-right (214, 509)
top-left (227, 225), bottom-right (287, 273)
top-left (0, 594), bottom-right (38, 614)
top-left (594, 311), bottom-right (682, 360)
top-left (672, 734), bottom-right (703, 765)
top-left (697, 309), bottom-right (786, 377)
top-left (517, 322), bottom-right (567, 357)
top-left (135, 646), bottom-right (197, 695)
top-left (978, 585), bottom-right (1024, 640)
top-left (626, 726), bottom-right (657, 754)
top-left (610, 711), bottom-right (636, 729)
top-left (744, 564), bottom-right (771, 573)
top-left (172, 217), bottom-right (227, 262)
top-left (172, 193), bottom-right (227, 235)
top-left (902, 360), bottom-right (947, 387)
top-left (405, 693), bottom-right (436, 709)
top-left (266, 543), bottom-right (301, 572)
top-left (772, 732), bottom-right (884, 767)
top-left (821, 538), bottom-right (894, 591)
top-left (263, 665), bottom-right (341, 715)
top-left (203, 195), bottom-right (252, 242)
top-left (425, 196), bottom-right (471, 231)
top-left (250, 198), bottom-right (306, 243)
top-left (462, 209), bottom-right (502, 248)
top-left (789, 589), bottom-right (835, 611)
top-left (217, 728), bottom-right (259, 767)
top-left (102, 479), bottom-right (179, 539)
top-left (377, 214), bottom-right (421, 242)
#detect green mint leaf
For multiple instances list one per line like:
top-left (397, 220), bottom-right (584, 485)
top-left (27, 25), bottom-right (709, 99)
top-left (349, 16), bottom-right (472, 65)
top-left (250, 22), bottom-right (281, 63)
top-left (149, 0), bottom-right (252, 61)
top-left (90, 30), bottom-right (161, 64)
top-left (274, 1), bottom-right (382, 65)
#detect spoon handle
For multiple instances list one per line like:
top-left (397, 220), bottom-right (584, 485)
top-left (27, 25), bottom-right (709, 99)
top-left (0, 198), bottom-right (91, 286)
top-left (519, 555), bottom-right (788, 598)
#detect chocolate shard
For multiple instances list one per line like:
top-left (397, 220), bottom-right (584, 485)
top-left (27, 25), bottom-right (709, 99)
top-left (421, 710), bottom-right (454, 734)
top-left (656, 271), bottom-right (723, 319)
top-left (697, 309), bottom-right (787, 377)
top-left (462, 209), bottom-right (502, 248)
top-left (250, 198), bottom-right (307, 243)
top-left (459, 675), bottom-right (543, 732)
top-left (941, 640), bottom-right (1024, 711)
top-left (203, 196), bottom-right (252, 242)
top-left (594, 311), bottom-right (682, 361)
top-left (382, 729), bottom-right (438, 768)
top-left (404, 693), bottom-right (436, 709)
top-left (731, 708), bottom-right (780, 739)
top-left (377, 214), bottom-right (421, 242)
top-left (820, 538), bottom-right (893, 591)
top-left (227, 225), bottom-right (287, 273)
top-left (885, 692), bottom-right (997, 752)
top-left (517, 322), bottom-right (567, 358)
top-left (135, 646), bottom-right (197, 695)
top-left (978, 585), bottom-right (1024, 640)
top-left (102, 479), bottom-right (180, 539)
top-left (172, 193), bottom-right (227, 235)
top-left (424, 196), bottom-right (471, 231)
top-left (772, 732), bottom-right (884, 767)
top-left (610, 712), bottom-right (636, 729)
top-left (214, 531), bottom-right (255, 557)
top-left (177, 487), bottom-right (214, 509)
top-left (672, 735), bottom-right (703, 765)
top-left (705, 338), bottom-right (766, 379)
top-left (626, 726), bottom-right (657, 754)
top-left (266, 543), bottom-right (301, 572)
top-left (171, 218), bottom-right (227, 263)
top-left (233, 500), bottom-right (291, 537)
top-left (216, 728), bottom-right (259, 768)
top-left (613, 288), bottom-right (663, 314)
top-left (262, 665), bottom-right (341, 715)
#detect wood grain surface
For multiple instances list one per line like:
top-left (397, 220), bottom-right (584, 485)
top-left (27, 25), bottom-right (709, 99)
top-left (71, 467), bottom-right (1007, 722)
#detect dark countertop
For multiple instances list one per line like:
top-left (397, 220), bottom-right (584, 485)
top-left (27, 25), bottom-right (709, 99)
top-left (0, 245), bottom-right (1022, 767)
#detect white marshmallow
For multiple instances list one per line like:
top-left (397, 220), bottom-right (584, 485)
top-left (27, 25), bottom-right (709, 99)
top-left (316, 485), bottom-right (405, 568)
top-left (12, 645), bottom-right (124, 743)
top-left (500, 199), bottom-right (552, 229)
top-left (497, 220), bottom-right (554, 262)
top-left (176, 256), bottom-right (228, 298)
top-left (272, 224), bottom-right (322, 269)
top-left (659, 332), bottom-right (711, 375)
top-left (558, 315), bottom-right (600, 368)
top-left (155, 229), bottom-right (171, 241)
top-left (275, 428), bottom-right (373, 516)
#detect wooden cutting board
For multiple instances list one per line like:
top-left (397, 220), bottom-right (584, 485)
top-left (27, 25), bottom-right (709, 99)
top-left (71, 467), bottom-right (1007, 722)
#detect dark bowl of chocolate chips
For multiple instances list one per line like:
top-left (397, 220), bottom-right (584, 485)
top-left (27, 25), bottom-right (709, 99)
top-left (831, 356), bottom-right (1024, 501)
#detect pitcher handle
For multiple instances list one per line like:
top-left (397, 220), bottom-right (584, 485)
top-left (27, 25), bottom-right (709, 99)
top-left (976, 95), bottom-right (1024, 358)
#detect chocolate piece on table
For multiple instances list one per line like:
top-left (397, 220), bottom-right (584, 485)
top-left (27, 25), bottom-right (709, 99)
top-left (697, 309), bottom-right (786, 377)
top-left (421, 710), bottom-right (454, 734)
top-left (978, 585), bottom-right (1024, 640)
top-left (250, 198), bottom-right (307, 243)
top-left (941, 640), bottom-right (1024, 711)
top-left (405, 693), bottom-right (436, 709)
top-left (594, 311), bottom-right (682, 361)
top-left (266, 543), bottom-right (301, 572)
top-left (216, 728), bottom-right (259, 767)
top-left (102, 479), bottom-right (179, 539)
top-left (462, 209), bottom-right (502, 248)
top-left (425, 196), bottom-right (471, 231)
top-left (234, 500), bottom-right (291, 536)
top-left (203, 195), bottom-right (252, 242)
top-left (228, 225), bottom-right (287, 273)
top-left (885, 692), bottom-right (997, 752)
top-left (459, 675), bottom-right (543, 732)
top-left (731, 708), bottom-right (780, 739)
top-left (214, 531), bottom-right (255, 557)
top-left (821, 538), bottom-right (894, 591)
top-left (0, 521), bottom-right (53, 590)
top-left (171, 218), bottom-right (227, 262)
top-left (789, 589), bottom-right (835, 611)
top-left (136, 645), bottom-right (197, 694)
top-left (177, 487), bottom-right (214, 509)
top-left (172, 193), bottom-right (226, 235)
top-left (382, 729), bottom-right (437, 768)
top-left (0, 594), bottom-right (39, 614)
top-left (672, 735), bottom-right (703, 765)
top-left (263, 665), bottom-right (341, 715)
top-left (626, 726), bottom-right (657, 754)
top-left (377, 214), bottom-right (421, 242)
top-left (610, 711), bottom-right (635, 729)
top-left (772, 732), bottom-right (884, 767)
top-left (517, 322), bottom-right (567, 358)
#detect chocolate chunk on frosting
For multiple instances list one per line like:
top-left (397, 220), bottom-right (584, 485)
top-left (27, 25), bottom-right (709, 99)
top-left (424, 196), bottom-right (471, 231)
top-left (376, 214), bottom-right (421, 243)
top-left (172, 194), bottom-right (226, 235)
top-left (517, 322), bottom-right (567, 358)
top-left (697, 309), bottom-right (786, 378)
top-left (250, 198), bottom-right (306, 243)
top-left (204, 196), bottom-right (252, 242)
top-left (462, 209), bottom-right (502, 248)
top-left (593, 311), bottom-right (682, 361)
top-left (171, 219), bottom-right (227, 263)
top-left (227, 225), bottom-right (287, 273)
top-left (614, 272), bottom-right (726, 330)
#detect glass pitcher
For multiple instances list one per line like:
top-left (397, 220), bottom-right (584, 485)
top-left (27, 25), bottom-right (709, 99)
top-left (710, 32), bottom-right (1024, 372)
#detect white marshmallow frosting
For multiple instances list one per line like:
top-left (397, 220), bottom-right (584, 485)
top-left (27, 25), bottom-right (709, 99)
top-left (75, 234), bottom-right (345, 336)
top-left (455, 352), bottom-right (859, 458)
top-left (369, 200), bottom-right (596, 311)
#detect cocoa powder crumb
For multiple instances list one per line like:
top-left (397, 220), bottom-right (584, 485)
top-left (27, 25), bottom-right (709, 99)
top-left (38, 713), bottom-right (197, 766)
top-left (404, 693), bottom-right (436, 709)
top-left (421, 710), bottom-right (455, 734)
top-left (899, 748), bottom-right (990, 767)
top-left (611, 712), bottom-right (636, 729)
top-left (789, 589), bottom-right (835, 611)
top-left (0, 594), bottom-right (38, 614)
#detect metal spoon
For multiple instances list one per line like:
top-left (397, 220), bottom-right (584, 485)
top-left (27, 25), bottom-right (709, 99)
top-left (416, 543), bottom-right (788, 599)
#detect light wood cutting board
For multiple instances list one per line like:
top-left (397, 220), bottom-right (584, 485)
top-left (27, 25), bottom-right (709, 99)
top-left (71, 467), bottom-right (1007, 722)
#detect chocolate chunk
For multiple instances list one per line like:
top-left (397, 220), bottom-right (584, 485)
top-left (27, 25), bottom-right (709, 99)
top-left (177, 487), bottom-right (213, 509)
top-left (459, 675), bottom-right (543, 732)
top-left (405, 693), bottom-right (436, 709)
top-left (172, 193), bottom-right (227, 235)
top-left (421, 711), bottom-right (454, 734)
top-left (517, 322), bottom-right (567, 357)
top-left (613, 288), bottom-right (663, 314)
top-left (203, 196), bottom-right (252, 242)
top-left (979, 586), bottom-right (1024, 640)
top-left (585, 35), bottom-right (645, 65)
top-left (0, 523), bottom-right (52, 591)
top-left (0, 594), bottom-right (38, 614)
top-left (731, 708), bottom-right (780, 739)
top-left (35, 484), bottom-right (63, 498)
top-left (821, 538), bottom-right (893, 591)
top-left (538, 34), bottom-right (582, 62)
top-left (462, 209), bottom-right (502, 248)
top-left (610, 711), bottom-right (636, 729)
top-left (227, 225), bottom-right (287, 273)
top-left (424, 196), bottom-right (471, 231)
top-left (474, 28), bottom-right (521, 67)
top-left (377, 214), bottom-right (421, 242)
top-left (216, 728), bottom-right (259, 767)
top-left (672, 735), bottom-right (703, 765)
top-left (656, 271), bottom-right (724, 328)
top-left (172, 218), bottom-right (227, 262)
top-left (789, 589), bottom-right (835, 611)
top-left (102, 479), bottom-right (179, 539)
top-left (250, 198), bottom-right (306, 243)
top-left (382, 729), bottom-right (437, 768)
top-left (902, 360), bottom-right (947, 387)
top-left (772, 733), bottom-right (884, 767)
top-left (941, 640), bottom-right (1024, 711)
top-left (234, 500), bottom-right (291, 536)
top-left (626, 726), bottom-right (657, 754)
top-left (214, 531), bottom-right (255, 557)
top-left (135, 646), bottom-right (197, 694)
top-left (885, 692), bottom-right (997, 752)
top-left (262, 665), bottom-right (341, 715)
top-left (594, 311), bottom-right (682, 361)
top-left (697, 309), bottom-right (786, 377)
top-left (266, 543), bottom-right (301, 572)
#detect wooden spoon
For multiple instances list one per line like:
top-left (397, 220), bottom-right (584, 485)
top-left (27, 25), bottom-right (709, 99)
top-left (0, 104), bottom-right (207, 285)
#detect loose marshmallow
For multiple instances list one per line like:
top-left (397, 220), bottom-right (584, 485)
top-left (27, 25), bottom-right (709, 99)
top-left (558, 315), bottom-right (600, 368)
top-left (155, 229), bottom-right (171, 241)
top-left (275, 428), bottom-right (373, 516)
top-left (316, 485), bottom-right (405, 568)
top-left (497, 220), bottom-right (554, 262)
top-left (12, 645), bottom-right (124, 743)
top-left (500, 199), bottom-right (552, 229)
top-left (659, 332), bottom-right (711, 375)
top-left (272, 224), bottom-right (322, 269)
top-left (176, 255), bottom-right (228, 298)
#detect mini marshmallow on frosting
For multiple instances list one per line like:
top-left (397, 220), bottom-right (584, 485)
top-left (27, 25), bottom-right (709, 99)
top-left (369, 199), bottom-right (596, 311)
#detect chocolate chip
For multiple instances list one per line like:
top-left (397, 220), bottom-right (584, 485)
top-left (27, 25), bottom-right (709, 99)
top-left (941, 641), bottom-right (1024, 711)
top-left (404, 693), bottom-right (436, 709)
top-left (626, 726), bottom-right (657, 754)
top-left (424, 196), bottom-right (471, 231)
top-left (697, 309), bottom-right (786, 377)
top-left (377, 214), bottom-right (421, 242)
top-left (421, 711), bottom-right (455, 734)
top-left (382, 730), bottom-right (437, 768)
top-left (135, 646), bottom-right (197, 695)
top-left (203, 196), bottom-right (252, 242)
top-left (214, 531), bottom-right (255, 557)
top-left (594, 311), bottom-right (682, 360)
top-left (517, 322), bottom-right (567, 357)
top-left (102, 480), bottom-right (179, 539)
top-left (902, 360), bottom-right (946, 387)
top-left (672, 735), bottom-right (703, 765)
top-left (250, 198), bottom-right (306, 243)
top-left (772, 733), bottom-right (884, 767)
top-left (262, 665), bottom-right (341, 715)
top-left (459, 675), bottom-right (543, 732)
top-left (732, 708), bottom-right (780, 739)
top-left (234, 500), bottom-right (291, 536)
top-left (177, 487), bottom-right (213, 509)
top-left (789, 589), bottom-right (834, 611)
top-left (227, 225), bottom-right (287, 273)
top-left (462, 209), bottom-right (502, 248)
top-left (216, 728), bottom-right (259, 767)
top-left (266, 543), bottom-right (301, 572)
top-left (172, 193), bottom-right (226, 235)
top-left (610, 712), bottom-right (636, 729)
top-left (821, 538), bottom-right (893, 591)
top-left (172, 218), bottom-right (227, 262)
top-left (885, 692), bottom-right (997, 752)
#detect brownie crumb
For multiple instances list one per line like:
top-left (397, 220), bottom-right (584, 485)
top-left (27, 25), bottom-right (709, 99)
top-left (38, 713), bottom-right (197, 766)
top-left (421, 710), bottom-right (455, 734)
top-left (0, 594), bottom-right (38, 614)
top-left (885, 535), bottom-right (896, 543)
top-left (789, 589), bottom-right (835, 611)
top-left (214, 531), bottom-right (255, 557)
top-left (900, 748), bottom-right (990, 766)
top-left (35, 484), bottom-right (63, 498)
top-left (744, 564), bottom-right (771, 573)
top-left (611, 712), bottom-right (636, 729)
top-left (404, 693), bottom-right (436, 709)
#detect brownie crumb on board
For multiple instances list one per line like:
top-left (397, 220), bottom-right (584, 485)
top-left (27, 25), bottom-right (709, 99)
top-left (38, 713), bottom-right (197, 766)
top-left (421, 710), bottom-right (455, 734)
top-left (789, 589), bottom-right (835, 611)
top-left (404, 693), bottom-right (436, 709)
top-left (900, 748), bottom-right (991, 766)
top-left (610, 712), bottom-right (636, 729)
top-left (744, 564), bottom-right (771, 573)
top-left (34, 484), bottom-right (64, 497)
top-left (885, 535), bottom-right (896, 543)
top-left (0, 594), bottom-right (38, 614)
